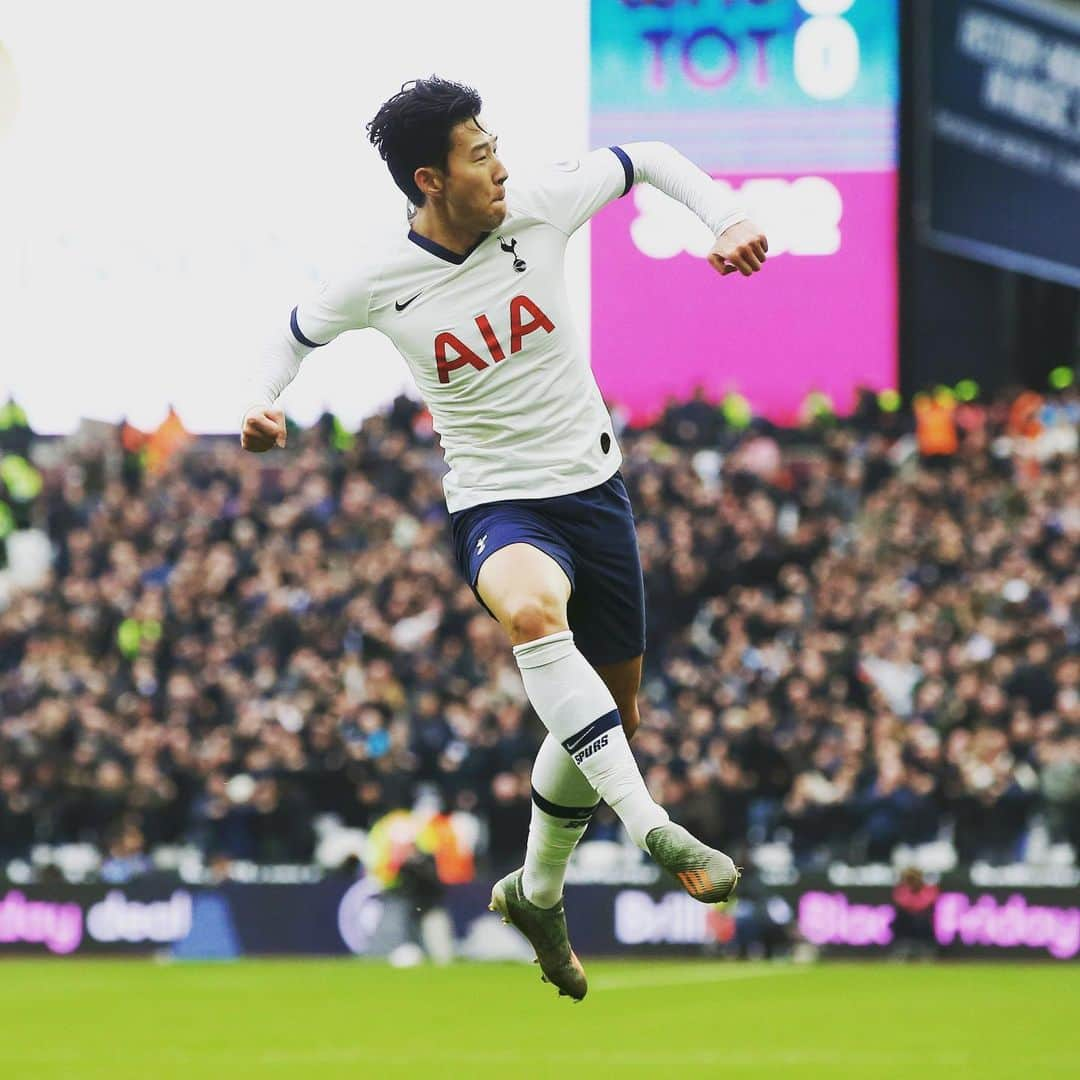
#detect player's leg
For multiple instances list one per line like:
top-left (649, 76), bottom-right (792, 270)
top-left (595, 654), bottom-right (643, 740)
top-left (475, 540), bottom-right (571, 645)
top-left (474, 542), bottom-right (599, 906)
top-left (522, 734), bottom-right (599, 907)
top-left (516, 655), bottom-right (643, 910)
top-left (559, 474), bottom-right (740, 904)
top-left (475, 541), bottom-right (591, 999)
top-left (478, 543), bottom-right (672, 855)
top-left (507, 655), bottom-right (645, 912)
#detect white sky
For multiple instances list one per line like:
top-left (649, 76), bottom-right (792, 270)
top-left (0, 0), bottom-right (591, 432)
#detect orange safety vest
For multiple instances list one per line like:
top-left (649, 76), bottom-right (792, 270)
top-left (914, 397), bottom-right (958, 456)
top-left (419, 813), bottom-right (475, 885)
top-left (1007, 391), bottom-right (1043, 439)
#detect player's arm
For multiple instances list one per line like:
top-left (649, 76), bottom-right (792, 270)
top-left (619, 141), bottom-right (768, 278)
top-left (525, 143), bottom-right (766, 278)
top-left (240, 332), bottom-right (303, 452)
top-left (241, 271), bottom-right (372, 452)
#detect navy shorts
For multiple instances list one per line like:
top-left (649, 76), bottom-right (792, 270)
top-left (449, 472), bottom-right (646, 667)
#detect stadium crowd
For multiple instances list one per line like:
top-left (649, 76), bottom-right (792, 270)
top-left (0, 385), bottom-right (1077, 879)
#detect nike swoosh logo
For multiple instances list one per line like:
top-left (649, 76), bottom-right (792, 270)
top-left (395, 292), bottom-right (423, 311)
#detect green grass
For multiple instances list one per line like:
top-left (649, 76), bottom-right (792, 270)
top-left (0, 958), bottom-right (1074, 1079)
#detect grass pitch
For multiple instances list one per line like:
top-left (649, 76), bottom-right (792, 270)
top-left (0, 958), bottom-right (1074, 1078)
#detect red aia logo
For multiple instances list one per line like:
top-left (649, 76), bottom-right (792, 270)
top-left (435, 295), bottom-right (554, 384)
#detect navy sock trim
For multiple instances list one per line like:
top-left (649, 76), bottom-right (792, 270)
top-left (609, 145), bottom-right (634, 197)
top-left (290, 307), bottom-right (324, 349)
top-left (531, 786), bottom-right (600, 820)
top-left (562, 709), bottom-right (621, 756)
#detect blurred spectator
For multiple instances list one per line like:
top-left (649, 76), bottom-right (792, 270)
top-left (892, 866), bottom-right (940, 958)
top-left (101, 820), bottom-right (154, 883)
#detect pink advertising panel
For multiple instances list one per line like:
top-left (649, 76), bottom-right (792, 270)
top-left (591, 1), bottom-right (899, 423)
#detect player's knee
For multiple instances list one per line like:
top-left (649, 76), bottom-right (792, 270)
top-left (503, 593), bottom-right (567, 645)
top-left (620, 702), bottom-right (641, 740)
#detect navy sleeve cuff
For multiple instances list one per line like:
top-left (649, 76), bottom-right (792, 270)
top-left (290, 307), bottom-right (324, 349)
top-left (609, 145), bottom-right (634, 197)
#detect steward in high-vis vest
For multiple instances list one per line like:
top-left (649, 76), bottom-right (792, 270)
top-left (914, 391), bottom-right (958, 458)
top-left (0, 398), bottom-right (31, 456)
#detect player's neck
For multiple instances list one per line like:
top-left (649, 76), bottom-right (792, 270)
top-left (410, 205), bottom-right (486, 257)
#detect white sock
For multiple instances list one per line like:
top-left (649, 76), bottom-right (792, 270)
top-left (522, 734), bottom-right (599, 908)
top-left (513, 630), bottom-right (668, 851)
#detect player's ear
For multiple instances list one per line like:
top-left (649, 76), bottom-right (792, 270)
top-left (414, 165), bottom-right (443, 202)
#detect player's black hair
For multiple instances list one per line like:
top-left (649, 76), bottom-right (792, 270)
top-left (366, 77), bottom-right (484, 206)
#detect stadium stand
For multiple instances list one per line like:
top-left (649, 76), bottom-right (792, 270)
top-left (0, 387), bottom-right (1076, 881)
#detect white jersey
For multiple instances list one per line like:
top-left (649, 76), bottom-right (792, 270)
top-left (248, 143), bottom-right (744, 513)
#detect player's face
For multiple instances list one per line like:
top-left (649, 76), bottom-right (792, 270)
top-left (443, 117), bottom-right (509, 230)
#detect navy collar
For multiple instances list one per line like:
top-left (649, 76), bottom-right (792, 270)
top-left (408, 228), bottom-right (489, 265)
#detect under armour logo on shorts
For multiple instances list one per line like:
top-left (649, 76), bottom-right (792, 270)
top-left (475, 534), bottom-right (488, 556)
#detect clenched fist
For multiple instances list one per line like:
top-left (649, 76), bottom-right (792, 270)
top-left (241, 406), bottom-right (286, 452)
top-left (709, 219), bottom-right (769, 277)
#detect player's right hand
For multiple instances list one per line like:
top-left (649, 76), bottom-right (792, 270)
top-left (241, 406), bottom-right (286, 452)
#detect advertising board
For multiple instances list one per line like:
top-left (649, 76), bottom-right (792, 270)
top-left (3, 876), bottom-right (1075, 961)
top-left (590, 0), bottom-right (899, 422)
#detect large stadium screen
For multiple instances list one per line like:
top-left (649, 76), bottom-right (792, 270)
top-left (590, 0), bottom-right (900, 423)
top-left (918, 0), bottom-right (1080, 288)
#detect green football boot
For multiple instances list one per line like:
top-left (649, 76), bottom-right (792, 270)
top-left (489, 869), bottom-right (587, 1002)
top-left (645, 822), bottom-right (741, 903)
